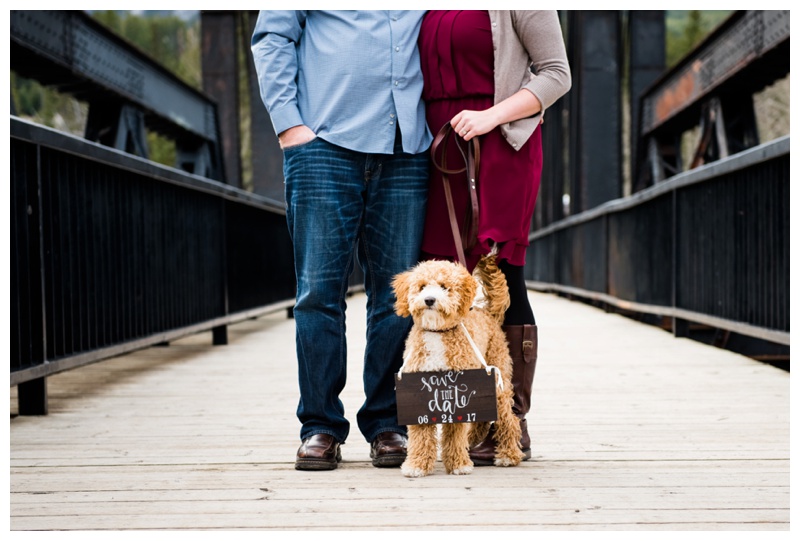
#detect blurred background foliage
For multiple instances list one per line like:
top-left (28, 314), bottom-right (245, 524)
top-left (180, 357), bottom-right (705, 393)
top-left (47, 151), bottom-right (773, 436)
top-left (665, 10), bottom-right (731, 67)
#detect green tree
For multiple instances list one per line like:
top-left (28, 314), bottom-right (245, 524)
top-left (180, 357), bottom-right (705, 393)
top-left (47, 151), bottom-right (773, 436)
top-left (91, 10), bottom-right (123, 34)
top-left (11, 73), bottom-right (42, 116)
top-left (666, 10), bottom-right (732, 67)
top-left (91, 11), bottom-right (200, 89)
top-left (683, 10), bottom-right (705, 48)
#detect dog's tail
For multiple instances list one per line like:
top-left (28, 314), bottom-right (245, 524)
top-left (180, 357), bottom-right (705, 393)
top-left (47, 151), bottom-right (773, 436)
top-left (473, 251), bottom-right (511, 324)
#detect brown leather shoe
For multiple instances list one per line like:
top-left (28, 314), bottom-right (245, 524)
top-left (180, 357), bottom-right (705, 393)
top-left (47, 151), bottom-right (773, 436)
top-left (295, 434), bottom-right (342, 471)
top-left (369, 432), bottom-right (407, 467)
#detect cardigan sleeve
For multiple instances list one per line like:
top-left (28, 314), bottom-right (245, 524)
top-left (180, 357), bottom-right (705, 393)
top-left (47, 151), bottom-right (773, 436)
top-left (512, 11), bottom-right (572, 111)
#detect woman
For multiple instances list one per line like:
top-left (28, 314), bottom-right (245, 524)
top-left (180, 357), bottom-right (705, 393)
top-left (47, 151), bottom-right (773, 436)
top-left (418, 10), bottom-right (571, 464)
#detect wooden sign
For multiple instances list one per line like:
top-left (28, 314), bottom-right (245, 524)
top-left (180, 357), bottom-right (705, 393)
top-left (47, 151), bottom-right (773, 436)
top-left (395, 369), bottom-right (497, 426)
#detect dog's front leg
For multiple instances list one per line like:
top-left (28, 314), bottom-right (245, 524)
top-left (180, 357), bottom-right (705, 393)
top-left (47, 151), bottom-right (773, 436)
top-left (492, 385), bottom-right (524, 466)
top-left (402, 424), bottom-right (438, 477)
top-left (468, 421), bottom-right (491, 448)
top-left (441, 423), bottom-right (473, 475)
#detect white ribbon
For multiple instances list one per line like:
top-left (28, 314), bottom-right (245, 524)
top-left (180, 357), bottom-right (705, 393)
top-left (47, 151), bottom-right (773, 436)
top-left (460, 323), bottom-right (504, 390)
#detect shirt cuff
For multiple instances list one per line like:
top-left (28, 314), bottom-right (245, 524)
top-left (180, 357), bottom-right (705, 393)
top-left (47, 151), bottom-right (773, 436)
top-left (269, 103), bottom-right (305, 136)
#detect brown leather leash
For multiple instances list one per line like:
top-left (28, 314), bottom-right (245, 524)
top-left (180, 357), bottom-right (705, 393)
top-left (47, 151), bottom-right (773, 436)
top-left (430, 122), bottom-right (481, 268)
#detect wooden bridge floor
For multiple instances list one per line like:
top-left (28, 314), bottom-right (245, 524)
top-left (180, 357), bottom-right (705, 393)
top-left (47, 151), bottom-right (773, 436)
top-left (9, 291), bottom-right (790, 531)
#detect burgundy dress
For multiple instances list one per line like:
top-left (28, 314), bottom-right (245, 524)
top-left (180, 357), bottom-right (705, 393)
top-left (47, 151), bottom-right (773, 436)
top-left (419, 10), bottom-right (543, 269)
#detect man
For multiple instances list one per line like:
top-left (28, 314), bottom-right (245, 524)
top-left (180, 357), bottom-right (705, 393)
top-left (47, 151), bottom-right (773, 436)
top-left (251, 11), bottom-right (431, 470)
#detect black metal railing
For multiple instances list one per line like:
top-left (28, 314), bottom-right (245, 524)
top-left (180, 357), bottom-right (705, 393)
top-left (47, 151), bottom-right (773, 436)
top-left (529, 11), bottom-right (789, 365)
top-left (10, 117), bottom-right (297, 413)
top-left (526, 136), bottom-right (789, 352)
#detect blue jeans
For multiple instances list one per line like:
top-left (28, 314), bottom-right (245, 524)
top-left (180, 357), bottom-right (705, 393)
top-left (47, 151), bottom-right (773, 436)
top-left (283, 136), bottom-right (428, 444)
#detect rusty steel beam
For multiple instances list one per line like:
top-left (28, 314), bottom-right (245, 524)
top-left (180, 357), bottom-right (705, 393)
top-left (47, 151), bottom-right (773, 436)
top-left (640, 10), bottom-right (789, 137)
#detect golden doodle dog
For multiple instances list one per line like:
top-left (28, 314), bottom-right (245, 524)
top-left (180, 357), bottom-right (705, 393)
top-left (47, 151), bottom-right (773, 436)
top-left (392, 255), bottom-right (523, 477)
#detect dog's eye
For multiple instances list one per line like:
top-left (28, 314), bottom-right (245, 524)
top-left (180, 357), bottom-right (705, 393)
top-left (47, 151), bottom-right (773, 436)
top-left (438, 282), bottom-right (448, 291)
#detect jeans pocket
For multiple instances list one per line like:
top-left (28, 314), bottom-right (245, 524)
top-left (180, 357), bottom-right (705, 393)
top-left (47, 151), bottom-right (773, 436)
top-left (282, 136), bottom-right (319, 155)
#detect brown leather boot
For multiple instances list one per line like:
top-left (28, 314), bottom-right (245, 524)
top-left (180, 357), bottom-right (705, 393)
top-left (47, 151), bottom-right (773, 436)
top-left (469, 324), bottom-right (538, 465)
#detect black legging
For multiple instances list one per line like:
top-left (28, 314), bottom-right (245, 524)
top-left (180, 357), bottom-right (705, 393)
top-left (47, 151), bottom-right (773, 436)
top-left (498, 259), bottom-right (536, 326)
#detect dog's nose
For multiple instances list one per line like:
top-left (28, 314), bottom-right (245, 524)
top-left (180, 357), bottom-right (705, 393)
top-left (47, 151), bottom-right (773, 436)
top-left (424, 297), bottom-right (436, 307)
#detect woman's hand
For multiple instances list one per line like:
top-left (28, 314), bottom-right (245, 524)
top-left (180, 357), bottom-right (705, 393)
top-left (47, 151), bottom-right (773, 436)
top-left (451, 90), bottom-right (544, 141)
top-left (450, 109), bottom-right (501, 141)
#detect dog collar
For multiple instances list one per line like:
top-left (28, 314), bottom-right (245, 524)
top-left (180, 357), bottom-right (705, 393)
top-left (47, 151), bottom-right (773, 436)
top-left (422, 326), bottom-right (459, 333)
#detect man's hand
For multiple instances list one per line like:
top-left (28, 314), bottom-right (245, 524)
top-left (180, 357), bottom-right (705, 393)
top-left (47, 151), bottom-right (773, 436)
top-left (279, 125), bottom-right (317, 149)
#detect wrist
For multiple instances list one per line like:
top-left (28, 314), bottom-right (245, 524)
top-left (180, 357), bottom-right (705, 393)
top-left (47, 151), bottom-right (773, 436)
top-left (279, 125), bottom-right (303, 138)
top-left (487, 107), bottom-right (505, 130)
top-left (278, 125), bottom-right (315, 149)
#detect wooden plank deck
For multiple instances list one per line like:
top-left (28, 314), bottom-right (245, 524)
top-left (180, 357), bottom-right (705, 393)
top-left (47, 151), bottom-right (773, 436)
top-left (9, 291), bottom-right (790, 531)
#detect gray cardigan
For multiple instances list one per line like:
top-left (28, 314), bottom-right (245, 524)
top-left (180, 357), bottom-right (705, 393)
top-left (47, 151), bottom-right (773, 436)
top-left (487, 10), bottom-right (572, 150)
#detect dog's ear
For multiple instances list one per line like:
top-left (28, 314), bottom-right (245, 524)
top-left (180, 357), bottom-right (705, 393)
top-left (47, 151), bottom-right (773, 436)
top-left (392, 270), bottom-right (413, 317)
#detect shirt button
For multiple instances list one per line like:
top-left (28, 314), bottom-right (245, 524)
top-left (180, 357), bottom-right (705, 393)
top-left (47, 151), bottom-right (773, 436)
top-left (390, 114), bottom-right (395, 118)
top-left (394, 81), bottom-right (399, 86)
top-left (492, 22), bottom-right (497, 27)
top-left (395, 46), bottom-right (400, 52)
top-left (389, 121), bottom-right (395, 125)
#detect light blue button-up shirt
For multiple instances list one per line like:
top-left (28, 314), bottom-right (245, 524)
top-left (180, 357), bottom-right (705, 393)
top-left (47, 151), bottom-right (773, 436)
top-left (251, 10), bottom-right (432, 155)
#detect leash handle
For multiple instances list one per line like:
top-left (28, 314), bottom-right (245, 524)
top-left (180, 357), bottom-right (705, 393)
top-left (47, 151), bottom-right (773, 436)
top-left (430, 123), bottom-right (481, 268)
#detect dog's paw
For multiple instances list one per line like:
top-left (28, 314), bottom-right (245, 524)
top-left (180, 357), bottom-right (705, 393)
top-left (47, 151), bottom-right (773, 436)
top-left (449, 464), bottom-right (473, 475)
top-left (401, 464), bottom-right (431, 478)
top-left (494, 454), bottom-right (523, 467)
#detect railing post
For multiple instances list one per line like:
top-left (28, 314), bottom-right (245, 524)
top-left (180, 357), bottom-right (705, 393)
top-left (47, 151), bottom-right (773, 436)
top-left (671, 187), bottom-right (681, 337)
top-left (673, 318), bottom-right (691, 338)
top-left (212, 326), bottom-right (228, 346)
top-left (216, 197), bottom-right (229, 346)
top-left (15, 142), bottom-right (49, 415)
top-left (18, 378), bottom-right (48, 415)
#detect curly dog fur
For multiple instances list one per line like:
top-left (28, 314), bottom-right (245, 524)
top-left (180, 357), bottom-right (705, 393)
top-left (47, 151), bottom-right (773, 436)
top-left (392, 255), bottom-right (523, 477)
